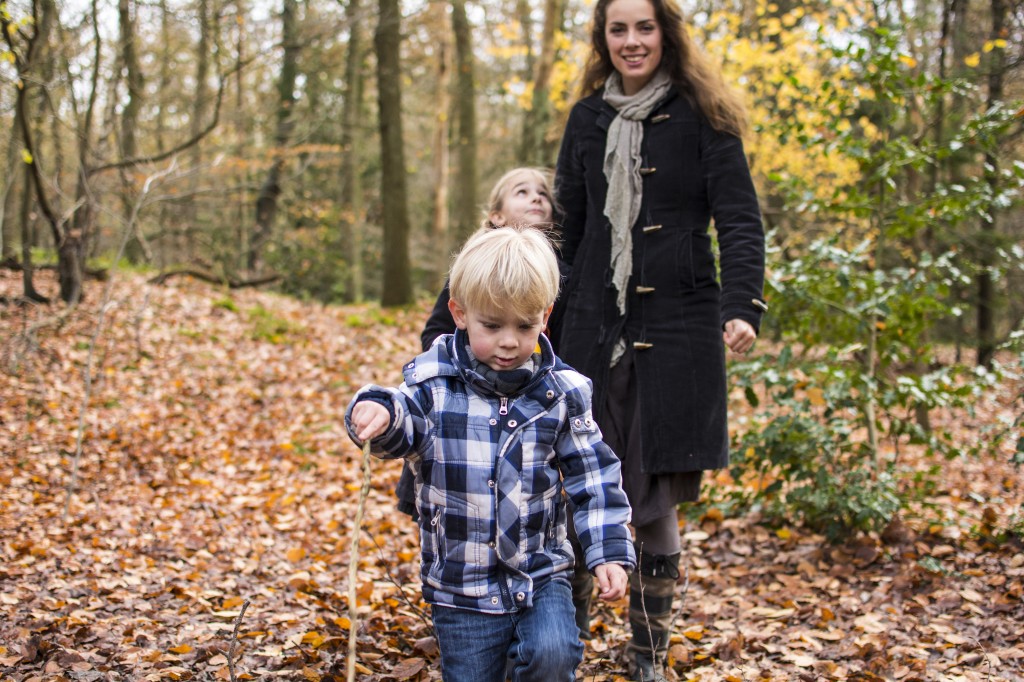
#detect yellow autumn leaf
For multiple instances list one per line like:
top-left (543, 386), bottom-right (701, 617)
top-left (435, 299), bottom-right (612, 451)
top-left (964, 53), bottom-right (981, 67)
top-left (899, 55), bottom-right (917, 68)
top-left (806, 386), bottom-right (826, 407)
top-left (776, 528), bottom-right (791, 540)
top-left (21, 149), bottom-right (33, 164)
top-left (286, 547), bottom-right (306, 563)
top-left (683, 629), bottom-right (704, 641)
top-left (169, 644), bottom-right (192, 654)
top-left (301, 631), bottom-right (324, 648)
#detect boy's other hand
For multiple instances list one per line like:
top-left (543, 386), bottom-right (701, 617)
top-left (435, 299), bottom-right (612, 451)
top-left (351, 401), bottom-right (391, 442)
top-left (594, 563), bottom-right (628, 601)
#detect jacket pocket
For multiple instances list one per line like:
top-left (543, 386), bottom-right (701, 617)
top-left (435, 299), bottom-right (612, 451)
top-left (676, 230), bottom-right (717, 291)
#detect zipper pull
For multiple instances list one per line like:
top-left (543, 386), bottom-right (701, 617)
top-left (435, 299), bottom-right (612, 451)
top-left (499, 397), bottom-right (508, 415)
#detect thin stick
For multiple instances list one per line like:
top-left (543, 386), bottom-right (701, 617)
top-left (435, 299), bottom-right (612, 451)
top-left (227, 599), bottom-right (251, 682)
top-left (347, 440), bottom-right (373, 682)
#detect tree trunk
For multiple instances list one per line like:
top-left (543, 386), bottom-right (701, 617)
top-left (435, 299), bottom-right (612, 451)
top-left (514, 0), bottom-right (534, 164)
top-left (119, 0), bottom-right (149, 263)
top-left (429, 0), bottom-right (452, 290)
top-left (19, 163), bottom-right (44, 302)
top-left (376, 0), bottom-right (413, 306)
top-left (977, 0), bottom-right (1006, 368)
top-left (2, 93), bottom-right (23, 262)
top-left (450, 0), bottom-right (478, 244)
top-left (2, 0), bottom-right (71, 301)
top-left (340, 0), bottom-right (367, 302)
top-left (249, 0), bottom-right (300, 273)
top-left (520, 0), bottom-right (563, 167)
top-left (186, 0), bottom-right (211, 265)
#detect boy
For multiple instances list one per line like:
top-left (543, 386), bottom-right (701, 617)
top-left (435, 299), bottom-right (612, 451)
top-left (346, 225), bottom-right (635, 682)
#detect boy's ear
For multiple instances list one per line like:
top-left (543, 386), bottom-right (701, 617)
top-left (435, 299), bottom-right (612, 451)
top-left (448, 298), bottom-right (469, 329)
top-left (489, 212), bottom-right (506, 227)
top-left (542, 304), bottom-right (553, 326)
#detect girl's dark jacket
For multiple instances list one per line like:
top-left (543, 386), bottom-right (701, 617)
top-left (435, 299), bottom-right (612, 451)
top-left (553, 86), bottom-right (766, 475)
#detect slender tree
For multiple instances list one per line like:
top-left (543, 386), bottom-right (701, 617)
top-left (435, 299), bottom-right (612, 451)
top-left (340, 0), bottom-right (368, 302)
top-left (376, 0), bottom-right (413, 305)
top-left (429, 0), bottom-right (452, 289)
top-left (249, 0), bottom-right (300, 272)
top-left (119, 0), bottom-right (149, 263)
top-left (450, 0), bottom-right (477, 244)
top-left (977, 0), bottom-right (1008, 367)
top-left (519, 0), bottom-right (563, 166)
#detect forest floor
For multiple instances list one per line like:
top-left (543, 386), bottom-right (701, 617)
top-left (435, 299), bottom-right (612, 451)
top-left (1, 269), bottom-right (1022, 682)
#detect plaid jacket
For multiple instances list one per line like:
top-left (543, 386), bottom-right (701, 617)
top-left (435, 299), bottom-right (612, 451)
top-left (345, 332), bottom-right (635, 614)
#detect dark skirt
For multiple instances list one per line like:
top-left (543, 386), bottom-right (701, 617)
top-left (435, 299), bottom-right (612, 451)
top-left (602, 345), bottom-right (702, 527)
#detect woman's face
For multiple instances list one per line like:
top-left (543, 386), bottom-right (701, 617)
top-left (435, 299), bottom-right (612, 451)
top-left (490, 171), bottom-right (554, 226)
top-left (604, 0), bottom-right (663, 95)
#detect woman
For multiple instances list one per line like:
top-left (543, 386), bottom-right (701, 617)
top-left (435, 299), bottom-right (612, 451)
top-left (554, 0), bottom-right (766, 678)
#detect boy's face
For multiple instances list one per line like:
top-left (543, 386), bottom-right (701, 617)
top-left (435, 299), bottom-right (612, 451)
top-left (449, 299), bottom-right (552, 372)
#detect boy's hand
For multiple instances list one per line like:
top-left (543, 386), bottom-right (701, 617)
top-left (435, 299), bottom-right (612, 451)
top-left (594, 563), bottom-right (628, 601)
top-left (350, 401), bottom-right (391, 442)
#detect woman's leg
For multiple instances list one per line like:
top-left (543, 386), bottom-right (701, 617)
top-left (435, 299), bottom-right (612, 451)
top-left (627, 513), bottom-right (681, 682)
top-left (432, 605), bottom-right (513, 682)
top-left (508, 577), bottom-right (584, 681)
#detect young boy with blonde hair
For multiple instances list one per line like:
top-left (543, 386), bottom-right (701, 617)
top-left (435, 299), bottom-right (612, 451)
top-left (347, 225), bottom-right (635, 681)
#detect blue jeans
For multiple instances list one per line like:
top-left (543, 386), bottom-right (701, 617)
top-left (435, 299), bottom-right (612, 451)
top-left (431, 576), bottom-right (584, 682)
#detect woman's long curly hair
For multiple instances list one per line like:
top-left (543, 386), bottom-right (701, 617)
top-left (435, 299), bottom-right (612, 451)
top-left (577, 0), bottom-right (748, 138)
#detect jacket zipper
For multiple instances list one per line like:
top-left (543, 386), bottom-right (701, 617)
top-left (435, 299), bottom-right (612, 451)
top-left (499, 397), bottom-right (509, 415)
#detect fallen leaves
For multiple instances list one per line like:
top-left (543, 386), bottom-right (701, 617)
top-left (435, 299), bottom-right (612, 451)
top-left (2, 270), bottom-right (1023, 681)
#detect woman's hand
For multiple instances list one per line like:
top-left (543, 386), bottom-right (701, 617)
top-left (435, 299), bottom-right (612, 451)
top-left (350, 401), bottom-right (391, 442)
top-left (723, 318), bottom-right (756, 354)
top-left (594, 563), bottom-right (628, 601)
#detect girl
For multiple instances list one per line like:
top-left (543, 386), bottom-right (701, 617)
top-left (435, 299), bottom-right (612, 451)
top-left (420, 167), bottom-right (558, 350)
top-left (397, 167), bottom-right (562, 519)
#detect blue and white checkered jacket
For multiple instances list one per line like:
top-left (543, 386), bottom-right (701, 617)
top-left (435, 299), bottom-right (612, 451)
top-left (345, 332), bottom-right (635, 614)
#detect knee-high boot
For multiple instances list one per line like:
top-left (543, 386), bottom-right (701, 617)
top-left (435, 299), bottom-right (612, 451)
top-left (626, 548), bottom-right (680, 682)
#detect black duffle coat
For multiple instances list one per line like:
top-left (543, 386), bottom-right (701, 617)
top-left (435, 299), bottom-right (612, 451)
top-left (553, 87), bottom-right (766, 475)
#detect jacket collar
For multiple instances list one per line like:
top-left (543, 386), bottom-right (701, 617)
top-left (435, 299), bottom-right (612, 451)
top-left (405, 331), bottom-right (557, 398)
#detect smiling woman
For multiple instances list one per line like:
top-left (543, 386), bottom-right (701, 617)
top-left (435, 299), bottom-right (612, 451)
top-left (604, 0), bottom-right (664, 95)
top-left (554, 0), bottom-right (767, 678)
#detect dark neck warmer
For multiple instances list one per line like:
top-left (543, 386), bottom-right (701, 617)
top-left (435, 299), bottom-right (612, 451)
top-left (454, 329), bottom-right (537, 396)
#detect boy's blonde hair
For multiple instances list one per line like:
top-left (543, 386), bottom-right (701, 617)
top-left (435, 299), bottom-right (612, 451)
top-left (449, 224), bottom-right (560, 319)
top-left (484, 167), bottom-right (558, 228)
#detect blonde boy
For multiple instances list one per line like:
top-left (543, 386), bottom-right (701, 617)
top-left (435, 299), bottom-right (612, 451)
top-left (346, 225), bottom-right (634, 681)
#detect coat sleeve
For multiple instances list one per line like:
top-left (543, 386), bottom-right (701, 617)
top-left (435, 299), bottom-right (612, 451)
top-left (554, 106), bottom-right (589, 269)
top-left (701, 125), bottom-right (766, 333)
top-left (345, 383), bottom-right (433, 460)
top-left (553, 375), bottom-right (636, 572)
top-left (421, 281), bottom-right (456, 351)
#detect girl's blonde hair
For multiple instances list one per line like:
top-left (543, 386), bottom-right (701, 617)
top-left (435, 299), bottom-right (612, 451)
top-left (578, 0), bottom-right (748, 138)
top-left (449, 224), bottom-right (560, 319)
top-left (483, 167), bottom-right (559, 228)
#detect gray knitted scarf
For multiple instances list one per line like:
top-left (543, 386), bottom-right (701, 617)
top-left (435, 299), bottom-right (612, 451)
top-left (602, 69), bottom-right (672, 315)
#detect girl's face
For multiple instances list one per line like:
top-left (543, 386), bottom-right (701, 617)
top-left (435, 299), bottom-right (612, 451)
top-left (604, 0), bottom-right (663, 95)
top-left (491, 172), bottom-right (553, 226)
